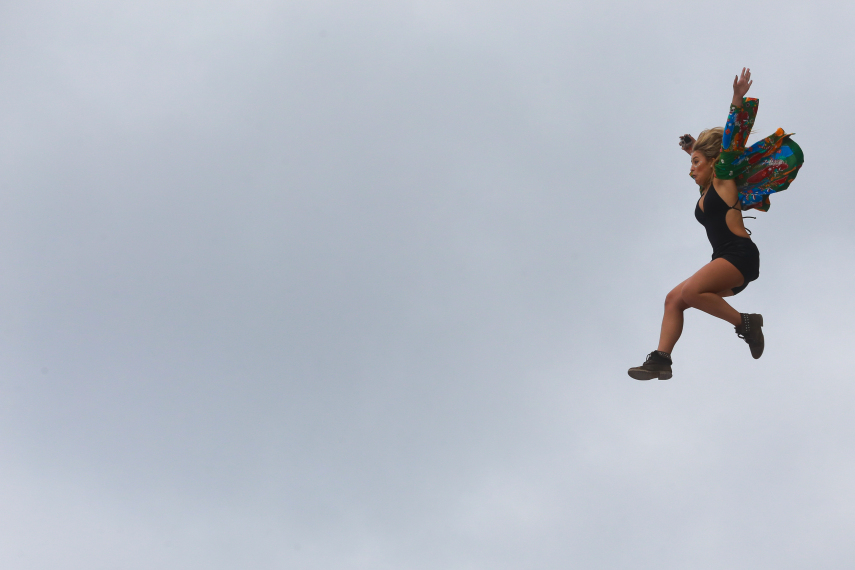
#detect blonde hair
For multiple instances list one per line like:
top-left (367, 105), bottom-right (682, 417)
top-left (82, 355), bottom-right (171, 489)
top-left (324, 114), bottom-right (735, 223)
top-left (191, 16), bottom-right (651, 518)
top-left (693, 127), bottom-right (724, 162)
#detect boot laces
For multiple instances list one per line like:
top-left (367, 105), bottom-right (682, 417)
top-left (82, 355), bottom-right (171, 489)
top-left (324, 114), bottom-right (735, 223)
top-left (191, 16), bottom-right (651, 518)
top-left (644, 351), bottom-right (670, 365)
top-left (736, 314), bottom-right (750, 340)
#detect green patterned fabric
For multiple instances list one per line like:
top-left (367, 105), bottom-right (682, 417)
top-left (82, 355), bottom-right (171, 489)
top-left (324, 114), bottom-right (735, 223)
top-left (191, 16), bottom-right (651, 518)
top-left (714, 97), bottom-right (804, 212)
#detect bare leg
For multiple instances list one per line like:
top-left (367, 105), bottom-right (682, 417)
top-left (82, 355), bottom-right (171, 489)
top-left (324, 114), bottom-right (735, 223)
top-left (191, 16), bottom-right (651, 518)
top-left (656, 258), bottom-right (744, 353)
top-left (681, 258), bottom-right (744, 325)
top-left (657, 280), bottom-right (689, 354)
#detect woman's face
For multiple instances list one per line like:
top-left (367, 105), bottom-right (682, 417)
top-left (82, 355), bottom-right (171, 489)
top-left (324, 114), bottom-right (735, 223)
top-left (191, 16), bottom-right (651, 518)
top-left (690, 151), bottom-right (714, 188)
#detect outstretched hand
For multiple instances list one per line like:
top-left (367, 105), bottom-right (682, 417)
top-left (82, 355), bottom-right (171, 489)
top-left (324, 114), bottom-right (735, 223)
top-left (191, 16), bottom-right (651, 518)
top-left (732, 68), bottom-right (752, 104)
top-left (679, 133), bottom-right (695, 155)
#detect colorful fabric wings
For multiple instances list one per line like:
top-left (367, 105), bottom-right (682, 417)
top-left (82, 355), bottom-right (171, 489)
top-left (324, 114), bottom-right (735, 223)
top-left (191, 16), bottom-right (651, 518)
top-left (714, 97), bottom-right (804, 212)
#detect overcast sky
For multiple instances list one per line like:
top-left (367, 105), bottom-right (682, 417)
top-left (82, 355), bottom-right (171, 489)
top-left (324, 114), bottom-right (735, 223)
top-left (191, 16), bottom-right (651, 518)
top-left (1, 1), bottom-right (853, 568)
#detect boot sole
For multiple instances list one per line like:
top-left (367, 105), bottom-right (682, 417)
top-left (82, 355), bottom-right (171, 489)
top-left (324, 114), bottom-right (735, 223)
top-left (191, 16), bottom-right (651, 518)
top-left (752, 314), bottom-right (764, 359)
top-left (628, 369), bottom-right (672, 381)
top-left (751, 335), bottom-right (764, 359)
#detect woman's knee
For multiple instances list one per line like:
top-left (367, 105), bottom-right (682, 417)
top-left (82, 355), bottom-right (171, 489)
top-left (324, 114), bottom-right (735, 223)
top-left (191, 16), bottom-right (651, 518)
top-left (680, 283), bottom-right (702, 307)
top-left (665, 287), bottom-right (688, 311)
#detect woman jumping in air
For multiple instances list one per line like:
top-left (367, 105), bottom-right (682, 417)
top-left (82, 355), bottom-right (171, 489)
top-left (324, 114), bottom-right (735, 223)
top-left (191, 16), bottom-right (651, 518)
top-left (628, 68), bottom-right (804, 380)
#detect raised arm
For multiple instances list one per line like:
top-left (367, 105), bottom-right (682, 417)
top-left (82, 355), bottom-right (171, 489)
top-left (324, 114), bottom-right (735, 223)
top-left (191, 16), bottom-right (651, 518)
top-left (680, 69), bottom-right (753, 157)
top-left (716, 68), bottom-right (759, 181)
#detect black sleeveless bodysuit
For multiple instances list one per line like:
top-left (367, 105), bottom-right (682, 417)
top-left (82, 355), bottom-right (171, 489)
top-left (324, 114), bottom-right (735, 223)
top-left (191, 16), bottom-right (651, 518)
top-left (695, 185), bottom-right (760, 295)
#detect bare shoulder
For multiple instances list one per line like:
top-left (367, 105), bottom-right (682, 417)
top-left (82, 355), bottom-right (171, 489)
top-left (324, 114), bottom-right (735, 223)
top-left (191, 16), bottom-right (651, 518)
top-left (712, 177), bottom-right (740, 207)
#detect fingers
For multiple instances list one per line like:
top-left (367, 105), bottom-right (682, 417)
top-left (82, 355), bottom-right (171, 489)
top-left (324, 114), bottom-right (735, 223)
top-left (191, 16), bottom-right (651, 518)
top-left (734, 68), bottom-right (752, 94)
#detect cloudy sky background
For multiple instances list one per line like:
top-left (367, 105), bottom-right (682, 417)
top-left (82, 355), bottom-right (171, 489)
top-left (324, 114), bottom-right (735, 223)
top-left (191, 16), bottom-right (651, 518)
top-left (0, 1), bottom-right (853, 568)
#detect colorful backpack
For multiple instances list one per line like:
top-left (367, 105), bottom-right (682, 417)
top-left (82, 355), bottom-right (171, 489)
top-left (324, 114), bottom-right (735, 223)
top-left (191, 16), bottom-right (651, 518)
top-left (715, 97), bottom-right (804, 212)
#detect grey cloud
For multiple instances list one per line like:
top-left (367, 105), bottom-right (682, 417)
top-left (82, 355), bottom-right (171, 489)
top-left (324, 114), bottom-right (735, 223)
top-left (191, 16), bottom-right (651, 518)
top-left (0, 1), bottom-right (853, 568)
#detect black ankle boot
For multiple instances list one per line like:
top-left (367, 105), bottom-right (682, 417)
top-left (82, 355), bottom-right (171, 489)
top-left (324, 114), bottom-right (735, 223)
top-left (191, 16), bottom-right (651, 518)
top-left (735, 313), bottom-right (764, 359)
top-left (628, 351), bottom-right (673, 381)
